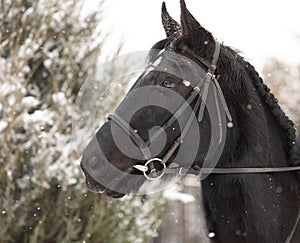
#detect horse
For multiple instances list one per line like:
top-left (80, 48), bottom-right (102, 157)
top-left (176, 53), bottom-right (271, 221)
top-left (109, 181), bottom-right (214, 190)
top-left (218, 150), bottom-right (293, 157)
top-left (80, 0), bottom-right (300, 242)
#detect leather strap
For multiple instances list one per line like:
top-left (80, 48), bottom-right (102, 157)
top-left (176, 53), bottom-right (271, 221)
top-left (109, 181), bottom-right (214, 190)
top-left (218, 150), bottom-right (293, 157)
top-left (108, 37), bottom-right (300, 179)
top-left (165, 165), bottom-right (300, 175)
top-left (108, 113), bottom-right (152, 160)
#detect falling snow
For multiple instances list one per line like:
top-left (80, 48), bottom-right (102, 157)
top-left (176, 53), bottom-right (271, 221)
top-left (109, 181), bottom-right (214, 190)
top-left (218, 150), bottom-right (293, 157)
top-left (227, 122), bottom-right (234, 128)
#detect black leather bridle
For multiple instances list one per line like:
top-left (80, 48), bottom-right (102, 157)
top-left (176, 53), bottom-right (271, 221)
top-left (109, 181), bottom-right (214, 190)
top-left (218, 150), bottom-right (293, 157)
top-left (107, 38), bottom-right (300, 242)
top-left (108, 38), bottom-right (300, 182)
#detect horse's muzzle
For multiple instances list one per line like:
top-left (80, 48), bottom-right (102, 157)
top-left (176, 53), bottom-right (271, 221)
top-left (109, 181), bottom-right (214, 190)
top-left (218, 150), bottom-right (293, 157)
top-left (80, 136), bottom-right (126, 198)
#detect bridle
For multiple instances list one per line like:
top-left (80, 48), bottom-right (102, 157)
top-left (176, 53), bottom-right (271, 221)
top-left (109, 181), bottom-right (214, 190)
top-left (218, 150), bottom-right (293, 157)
top-left (108, 38), bottom-right (300, 181)
top-left (107, 38), bottom-right (300, 242)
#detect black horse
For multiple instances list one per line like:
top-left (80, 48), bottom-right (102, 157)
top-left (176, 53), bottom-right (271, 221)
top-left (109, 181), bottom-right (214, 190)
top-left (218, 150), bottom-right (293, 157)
top-left (80, 0), bottom-right (300, 242)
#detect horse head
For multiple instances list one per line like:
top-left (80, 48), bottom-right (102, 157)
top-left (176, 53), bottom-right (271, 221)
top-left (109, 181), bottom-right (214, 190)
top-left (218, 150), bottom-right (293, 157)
top-left (80, 0), bottom-right (297, 199)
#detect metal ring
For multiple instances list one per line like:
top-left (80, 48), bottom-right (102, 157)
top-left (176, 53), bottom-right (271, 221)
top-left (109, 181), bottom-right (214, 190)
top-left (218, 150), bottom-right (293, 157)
top-left (143, 158), bottom-right (166, 181)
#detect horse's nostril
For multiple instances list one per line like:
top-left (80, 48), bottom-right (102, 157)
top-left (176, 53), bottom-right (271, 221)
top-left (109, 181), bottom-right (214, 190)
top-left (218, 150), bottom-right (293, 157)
top-left (86, 156), bottom-right (108, 177)
top-left (89, 156), bottom-right (98, 170)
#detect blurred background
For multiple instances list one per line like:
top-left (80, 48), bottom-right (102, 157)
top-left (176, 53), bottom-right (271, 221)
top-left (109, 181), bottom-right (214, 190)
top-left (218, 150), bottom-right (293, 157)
top-left (0, 0), bottom-right (299, 242)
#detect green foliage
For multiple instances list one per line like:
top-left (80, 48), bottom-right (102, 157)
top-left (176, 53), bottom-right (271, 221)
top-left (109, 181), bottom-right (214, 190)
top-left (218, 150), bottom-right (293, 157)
top-left (0, 0), bottom-right (164, 242)
top-left (0, 182), bottom-right (164, 242)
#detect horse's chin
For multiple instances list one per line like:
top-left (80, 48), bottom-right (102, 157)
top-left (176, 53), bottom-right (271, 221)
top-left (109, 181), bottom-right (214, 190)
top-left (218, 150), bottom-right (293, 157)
top-left (105, 190), bottom-right (126, 198)
top-left (84, 175), bottom-right (127, 198)
top-left (81, 163), bottom-right (145, 199)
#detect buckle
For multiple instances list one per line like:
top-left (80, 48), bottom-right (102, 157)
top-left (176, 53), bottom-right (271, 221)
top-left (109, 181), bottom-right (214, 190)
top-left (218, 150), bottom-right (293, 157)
top-left (133, 158), bottom-right (166, 181)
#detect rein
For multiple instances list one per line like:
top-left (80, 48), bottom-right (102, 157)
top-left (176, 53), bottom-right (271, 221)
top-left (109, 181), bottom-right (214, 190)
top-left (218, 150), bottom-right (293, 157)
top-left (107, 38), bottom-right (300, 181)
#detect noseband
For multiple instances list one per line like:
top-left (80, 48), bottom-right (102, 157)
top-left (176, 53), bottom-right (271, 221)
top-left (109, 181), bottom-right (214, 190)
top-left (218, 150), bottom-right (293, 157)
top-left (108, 39), bottom-right (300, 181)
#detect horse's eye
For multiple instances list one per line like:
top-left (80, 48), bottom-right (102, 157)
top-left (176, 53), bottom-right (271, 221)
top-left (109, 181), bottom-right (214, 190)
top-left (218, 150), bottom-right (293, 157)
top-left (162, 80), bottom-right (175, 88)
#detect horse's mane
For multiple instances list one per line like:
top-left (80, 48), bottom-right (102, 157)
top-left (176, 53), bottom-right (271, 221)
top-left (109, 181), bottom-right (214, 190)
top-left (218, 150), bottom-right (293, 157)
top-left (238, 52), bottom-right (298, 165)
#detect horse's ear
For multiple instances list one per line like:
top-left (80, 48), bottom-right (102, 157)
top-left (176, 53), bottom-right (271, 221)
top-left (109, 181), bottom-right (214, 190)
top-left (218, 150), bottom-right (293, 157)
top-left (180, 0), bottom-right (213, 46)
top-left (161, 2), bottom-right (181, 37)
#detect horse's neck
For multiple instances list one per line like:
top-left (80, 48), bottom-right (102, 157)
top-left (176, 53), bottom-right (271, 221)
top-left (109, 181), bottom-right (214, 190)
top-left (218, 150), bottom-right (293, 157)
top-left (222, 74), bottom-right (288, 168)
top-left (201, 79), bottom-right (300, 242)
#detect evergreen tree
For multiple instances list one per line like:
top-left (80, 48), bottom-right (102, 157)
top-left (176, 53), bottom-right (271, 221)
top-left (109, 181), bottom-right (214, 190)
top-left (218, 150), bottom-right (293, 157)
top-left (0, 0), bottom-right (164, 242)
